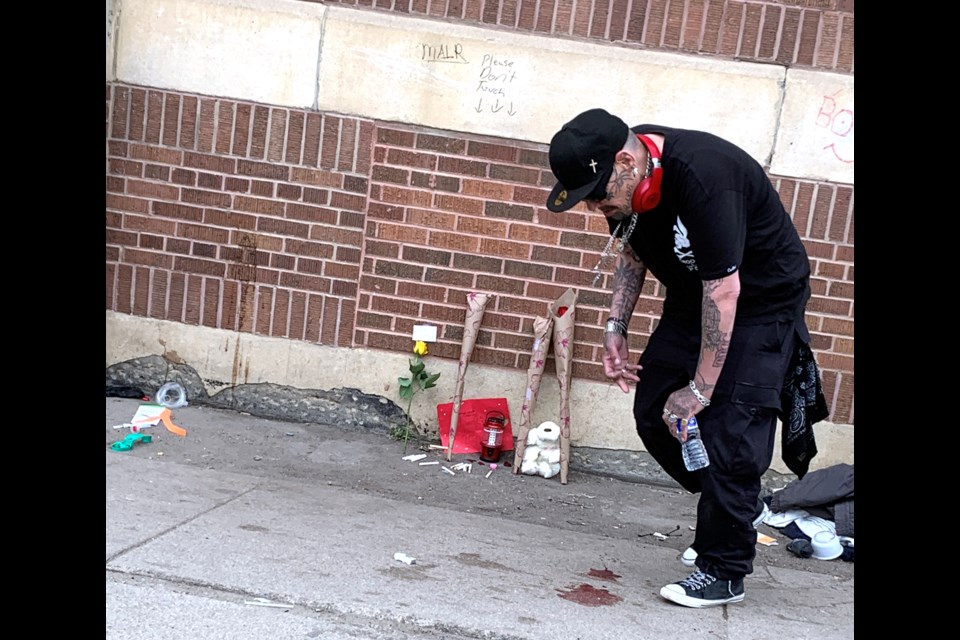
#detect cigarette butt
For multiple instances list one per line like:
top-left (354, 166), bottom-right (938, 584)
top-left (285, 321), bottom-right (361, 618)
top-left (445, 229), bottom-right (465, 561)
top-left (419, 461), bottom-right (440, 466)
top-left (428, 444), bottom-right (448, 450)
top-left (485, 469), bottom-right (494, 479)
top-left (441, 466), bottom-right (456, 476)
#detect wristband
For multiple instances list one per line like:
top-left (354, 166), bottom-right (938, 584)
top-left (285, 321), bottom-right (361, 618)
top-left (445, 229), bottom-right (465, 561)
top-left (605, 317), bottom-right (628, 337)
top-left (688, 380), bottom-right (711, 407)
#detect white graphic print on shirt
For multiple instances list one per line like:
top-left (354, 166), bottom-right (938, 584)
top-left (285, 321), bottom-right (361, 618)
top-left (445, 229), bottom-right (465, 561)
top-left (673, 217), bottom-right (697, 272)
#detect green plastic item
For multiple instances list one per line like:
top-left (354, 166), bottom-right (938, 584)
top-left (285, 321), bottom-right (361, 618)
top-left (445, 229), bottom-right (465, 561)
top-left (111, 433), bottom-right (153, 452)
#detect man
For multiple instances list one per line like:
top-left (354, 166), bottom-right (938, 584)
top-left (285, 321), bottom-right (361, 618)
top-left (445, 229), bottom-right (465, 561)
top-left (545, 109), bottom-right (813, 608)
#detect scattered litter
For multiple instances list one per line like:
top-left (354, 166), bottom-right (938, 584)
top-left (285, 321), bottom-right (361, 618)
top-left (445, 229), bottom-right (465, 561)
top-left (155, 382), bottom-right (189, 408)
top-left (111, 433), bottom-right (153, 452)
top-left (394, 552), bottom-right (416, 565)
top-left (441, 466), bottom-right (456, 476)
top-left (451, 462), bottom-right (472, 473)
top-left (485, 463), bottom-right (498, 479)
top-left (638, 526), bottom-right (681, 539)
top-left (419, 461), bottom-right (439, 466)
top-left (757, 533), bottom-right (779, 546)
top-left (428, 444), bottom-right (448, 450)
top-left (243, 598), bottom-right (294, 609)
top-left (131, 404), bottom-right (187, 437)
top-left (402, 454), bottom-right (428, 462)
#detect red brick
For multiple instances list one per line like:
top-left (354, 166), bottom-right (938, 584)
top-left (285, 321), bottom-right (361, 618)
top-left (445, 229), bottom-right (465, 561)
top-left (285, 111), bottom-right (305, 165)
top-left (777, 8), bottom-right (801, 64)
top-left (267, 108), bottom-right (287, 163)
top-left (257, 217), bottom-right (310, 239)
top-left (111, 86), bottom-right (130, 139)
top-left (215, 101), bottom-right (235, 155)
top-left (321, 116), bottom-right (341, 169)
top-left (148, 269), bottom-right (169, 319)
top-left (144, 91), bottom-right (164, 145)
top-left (234, 195), bottom-right (284, 216)
top-left (456, 215), bottom-right (506, 237)
top-left (571, 0), bottom-right (591, 36)
top-left (202, 278), bottom-right (221, 328)
top-left (408, 208), bottom-right (456, 230)
top-left (664, 0), bottom-right (684, 47)
top-left (133, 266), bottom-right (150, 315)
top-left (337, 118), bottom-right (358, 172)
top-left (536, 0), bottom-right (557, 33)
top-left (682, 0), bottom-right (706, 50)
top-left (162, 94), bottom-right (180, 147)
top-left (128, 89), bottom-right (147, 142)
top-left (816, 12), bottom-right (839, 68)
top-left (837, 15), bottom-right (854, 71)
top-left (179, 96), bottom-right (198, 149)
top-left (797, 10), bottom-right (820, 66)
top-left (740, 2), bottom-right (763, 58)
top-left (249, 105), bottom-right (269, 160)
top-left (758, 5), bottom-right (780, 59)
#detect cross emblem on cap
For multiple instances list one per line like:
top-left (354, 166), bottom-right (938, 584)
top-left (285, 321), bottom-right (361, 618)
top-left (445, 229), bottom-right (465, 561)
top-left (589, 159), bottom-right (598, 173)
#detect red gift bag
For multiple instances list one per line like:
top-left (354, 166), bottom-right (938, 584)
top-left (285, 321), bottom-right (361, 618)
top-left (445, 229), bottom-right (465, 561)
top-left (437, 398), bottom-right (514, 455)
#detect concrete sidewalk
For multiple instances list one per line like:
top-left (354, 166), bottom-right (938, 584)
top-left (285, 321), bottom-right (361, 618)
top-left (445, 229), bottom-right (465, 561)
top-left (105, 400), bottom-right (853, 640)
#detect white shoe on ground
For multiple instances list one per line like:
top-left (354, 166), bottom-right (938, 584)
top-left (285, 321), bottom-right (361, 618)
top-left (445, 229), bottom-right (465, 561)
top-left (680, 498), bottom-right (770, 567)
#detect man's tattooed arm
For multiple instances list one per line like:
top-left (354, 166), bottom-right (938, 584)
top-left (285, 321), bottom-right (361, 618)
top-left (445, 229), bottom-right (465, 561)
top-left (610, 244), bottom-right (646, 323)
top-left (694, 273), bottom-right (740, 400)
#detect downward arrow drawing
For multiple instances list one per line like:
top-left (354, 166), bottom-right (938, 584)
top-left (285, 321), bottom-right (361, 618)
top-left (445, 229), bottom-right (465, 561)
top-left (475, 99), bottom-right (483, 113)
top-left (491, 99), bottom-right (504, 113)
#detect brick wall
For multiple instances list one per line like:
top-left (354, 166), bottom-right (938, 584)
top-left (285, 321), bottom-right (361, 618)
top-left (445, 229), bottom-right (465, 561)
top-left (105, 1), bottom-right (854, 424)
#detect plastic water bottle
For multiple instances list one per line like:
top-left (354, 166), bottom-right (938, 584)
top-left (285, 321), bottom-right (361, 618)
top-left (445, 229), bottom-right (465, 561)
top-left (680, 416), bottom-right (710, 471)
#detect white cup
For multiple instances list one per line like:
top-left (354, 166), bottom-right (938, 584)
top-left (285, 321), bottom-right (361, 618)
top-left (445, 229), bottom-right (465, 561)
top-left (811, 531), bottom-right (843, 560)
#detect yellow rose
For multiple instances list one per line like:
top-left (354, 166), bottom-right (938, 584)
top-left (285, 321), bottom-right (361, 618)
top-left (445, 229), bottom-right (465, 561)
top-left (413, 340), bottom-right (428, 356)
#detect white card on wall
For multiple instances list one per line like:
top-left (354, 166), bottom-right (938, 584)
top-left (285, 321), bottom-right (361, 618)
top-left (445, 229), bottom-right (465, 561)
top-left (412, 324), bottom-right (438, 342)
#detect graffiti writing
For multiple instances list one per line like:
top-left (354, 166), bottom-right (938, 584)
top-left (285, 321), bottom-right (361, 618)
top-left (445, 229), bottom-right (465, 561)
top-left (419, 42), bottom-right (468, 63)
top-left (816, 91), bottom-right (854, 164)
top-left (475, 53), bottom-right (518, 116)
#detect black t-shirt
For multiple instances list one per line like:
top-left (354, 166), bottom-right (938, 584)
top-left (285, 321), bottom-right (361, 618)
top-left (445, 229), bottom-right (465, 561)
top-left (607, 125), bottom-right (810, 328)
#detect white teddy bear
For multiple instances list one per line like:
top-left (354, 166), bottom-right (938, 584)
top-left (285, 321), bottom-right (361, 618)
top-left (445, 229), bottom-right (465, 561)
top-left (520, 421), bottom-right (561, 479)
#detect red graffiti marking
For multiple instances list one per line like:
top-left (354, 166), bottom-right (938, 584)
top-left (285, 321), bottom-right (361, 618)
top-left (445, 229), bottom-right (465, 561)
top-left (815, 91), bottom-right (854, 163)
top-left (824, 143), bottom-right (854, 164)
top-left (587, 568), bottom-right (622, 582)
top-left (556, 583), bottom-right (623, 607)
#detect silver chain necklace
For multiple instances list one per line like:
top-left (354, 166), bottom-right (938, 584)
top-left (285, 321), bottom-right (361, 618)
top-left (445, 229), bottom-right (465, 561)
top-left (590, 154), bottom-right (650, 286)
top-left (591, 213), bottom-right (638, 286)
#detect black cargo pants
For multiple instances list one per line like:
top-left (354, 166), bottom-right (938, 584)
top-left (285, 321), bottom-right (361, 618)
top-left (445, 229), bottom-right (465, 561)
top-left (633, 314), bottom-right (798, 580)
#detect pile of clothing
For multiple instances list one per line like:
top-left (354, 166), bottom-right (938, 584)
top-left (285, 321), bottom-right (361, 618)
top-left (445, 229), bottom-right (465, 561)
top-left (761, 463), bottom-right (854, 562)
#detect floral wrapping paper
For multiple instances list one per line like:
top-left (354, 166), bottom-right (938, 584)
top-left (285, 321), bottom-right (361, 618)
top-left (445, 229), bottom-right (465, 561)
top-left (511, 315), bottom-right (554, 475)
top-left (446, 292), bottom-right (491, 461)
top-left (550, 288), bottom-right (577, 484)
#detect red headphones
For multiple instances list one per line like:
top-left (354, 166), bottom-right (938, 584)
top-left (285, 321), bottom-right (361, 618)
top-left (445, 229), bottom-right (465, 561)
top-left (631, 134), bottom-right (663, 213)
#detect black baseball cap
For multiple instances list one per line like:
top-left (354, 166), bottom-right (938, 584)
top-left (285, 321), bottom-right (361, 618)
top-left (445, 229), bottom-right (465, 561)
top-left (546, 109), bottom-right (630, 212)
